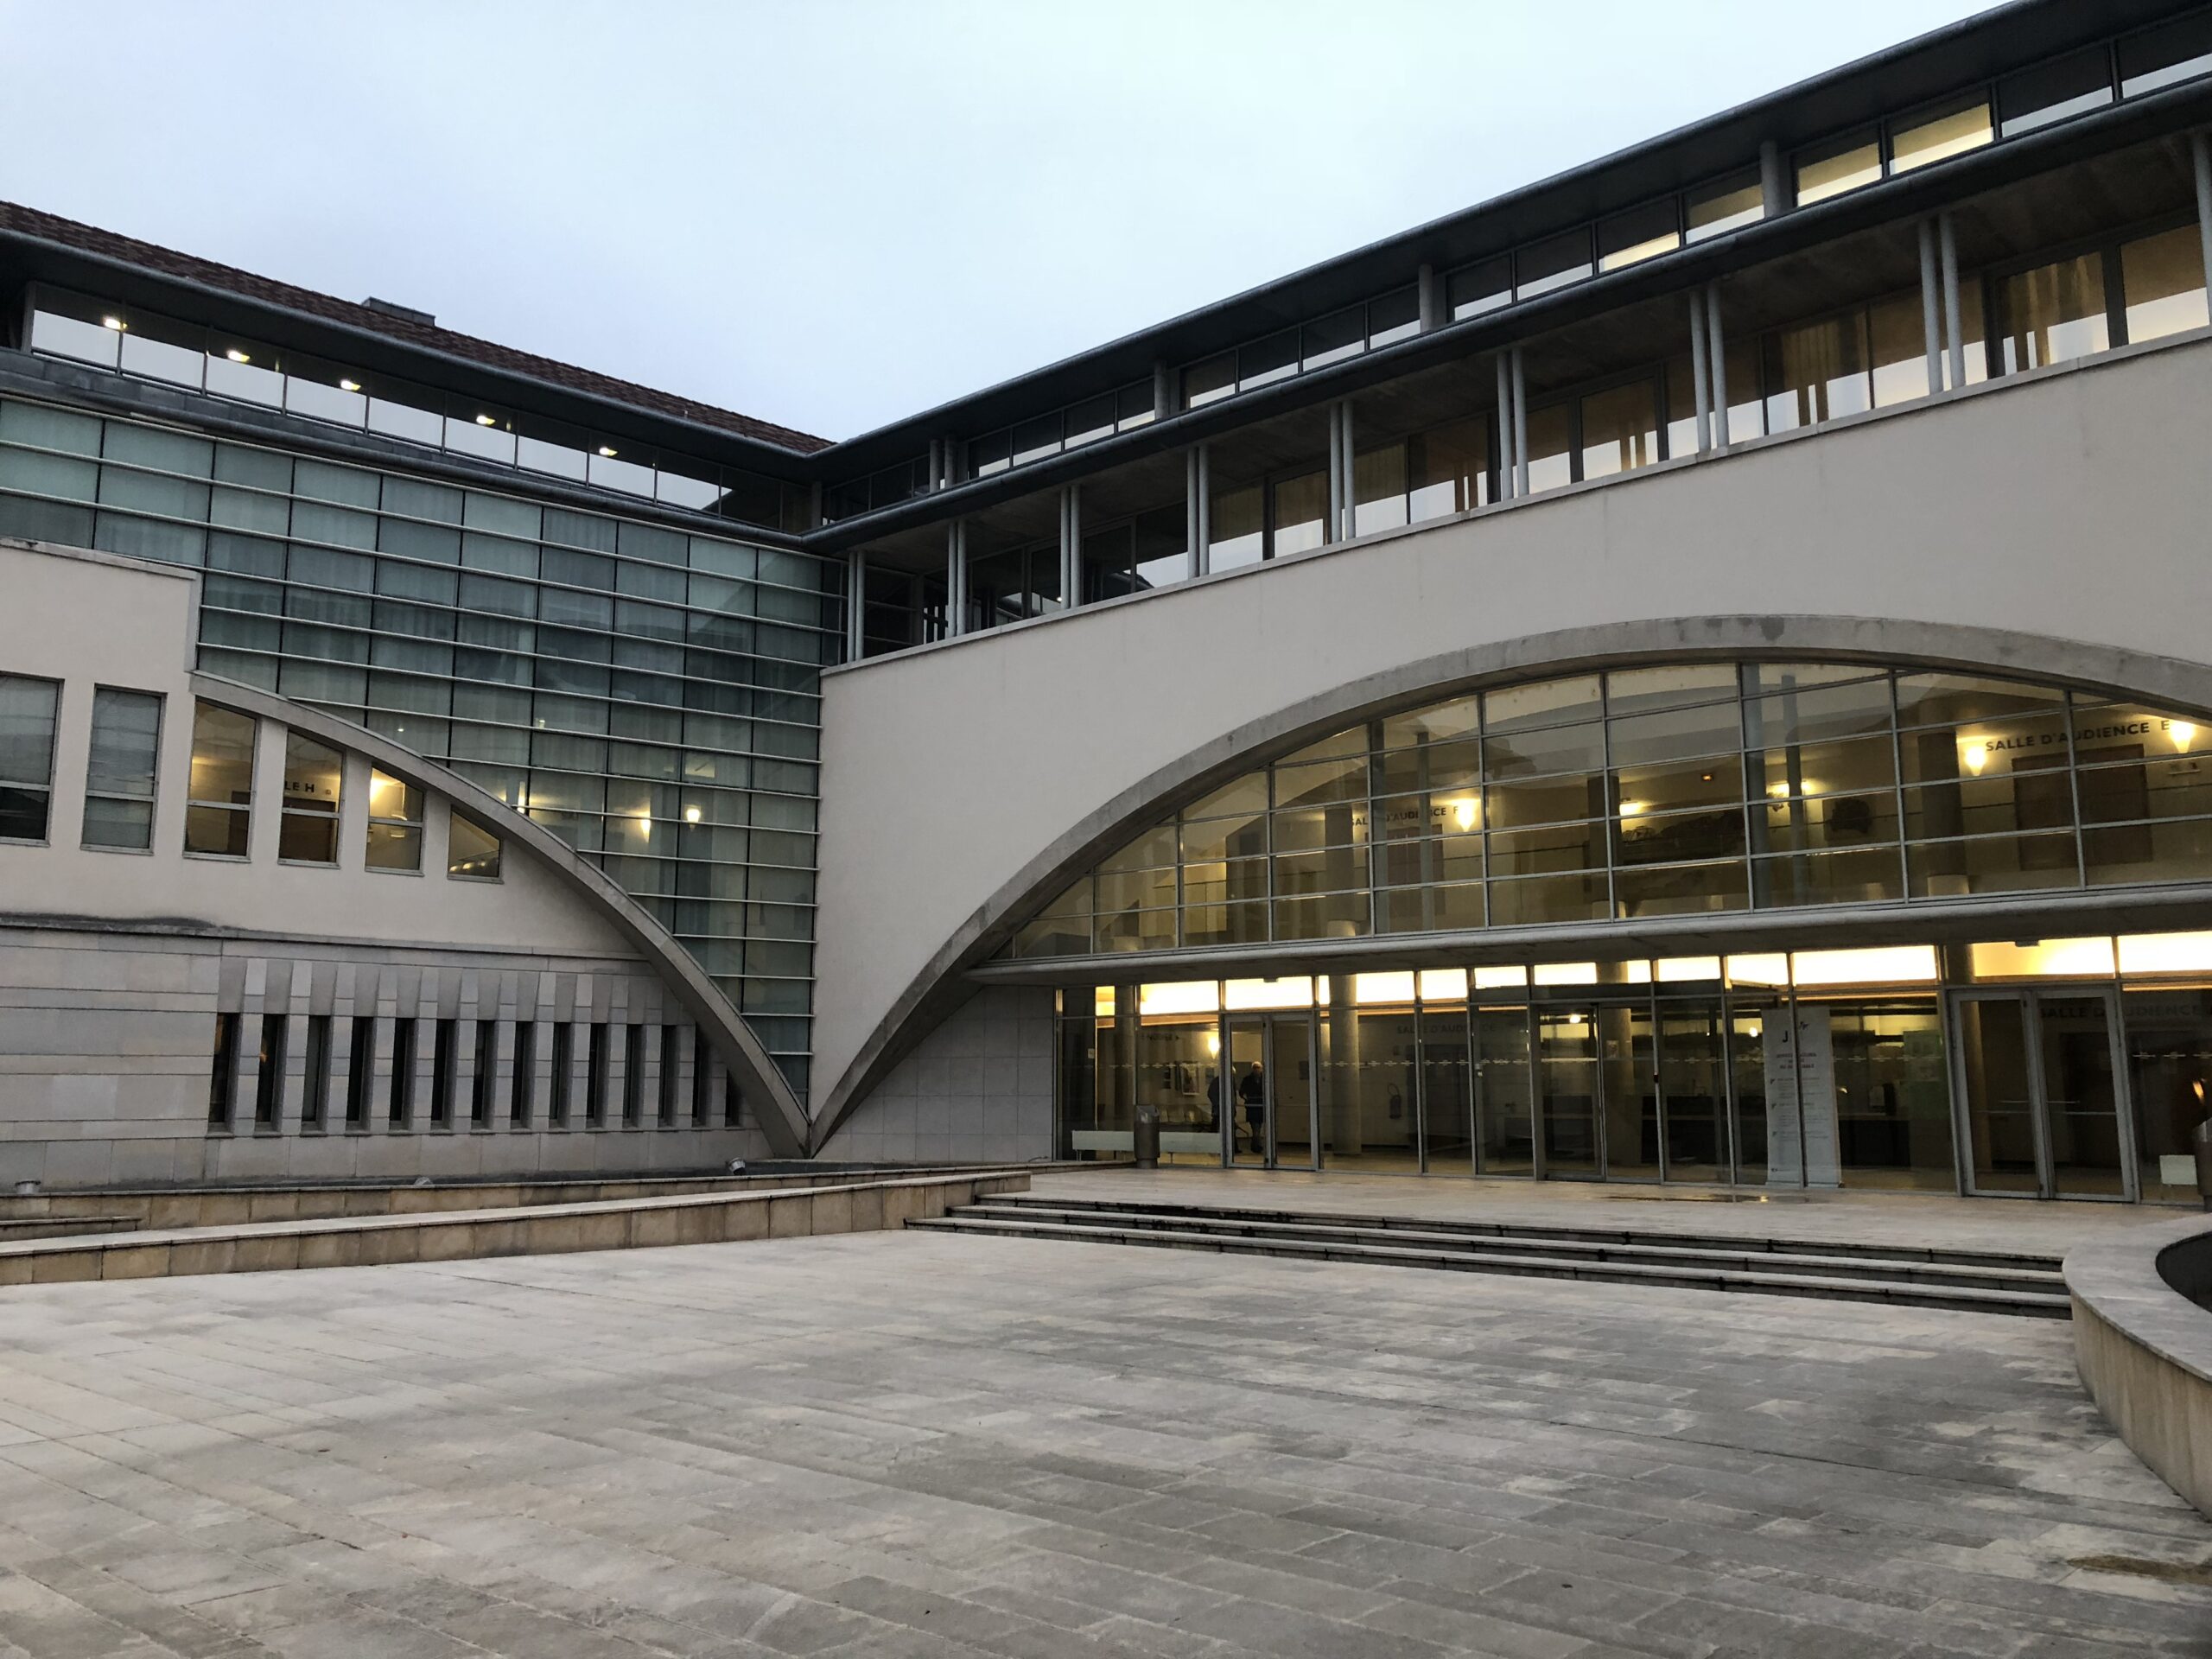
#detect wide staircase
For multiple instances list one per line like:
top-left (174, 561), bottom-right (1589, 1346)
top-left (910, 1192), bottom-right (2072, 1318)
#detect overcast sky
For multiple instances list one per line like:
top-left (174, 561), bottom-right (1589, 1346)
top-left (0, 0), bottom-right (1993, 444)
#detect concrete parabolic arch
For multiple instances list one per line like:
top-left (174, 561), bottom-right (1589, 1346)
top-left (810, 615), bottom-right (2212, 1150)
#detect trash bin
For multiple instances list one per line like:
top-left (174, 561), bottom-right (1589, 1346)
top-left (1132, 1108), bottom-right (1160, 1170)
top-left (2195, 1116), bottom-right (2212, 1213)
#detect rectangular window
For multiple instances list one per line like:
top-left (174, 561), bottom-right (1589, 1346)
top-left (302, 1014), bottom-right (332, 1130)
top-left (0, 674), bottom-right (60, 842)
top-left (1597, 202), bottom-right (1680, 272)
top-left (2001, 252), bottom-right (2110, 372)
top-left (550, 1021), bottom-right (574, 1127)
top-left (2120, 12), bottom-right (2212, 97)
top-left (1516, 229), bottom-right (1593, 299)
top-left (346, 1015), bottom-right (374, 1128)
top-left (208, 1011), bottom-right (239, 1128)
top-left (1446, 257), bottom-right (1511, 321)
top-left (470, 1019), bottom-right (496, 1126)
top-left (723, 1067), bottom-right (743, 1128)
top-left (511, 1020), bottom-right (535, 1128)
top-left (82, 687), bottom-right (162, 851)
top-left (1999, 48), bottom-right (2114, 137)
top-left (658, 1024), bottom-right (680, 1127)
top-left (184, 702), bottom-right (256, 856)
top-left (622, 1022), bottom-right (645, 1126)
top-left (1887, 99), bottom-right (1992, 175)
top-left (586, 1022), bottom-right (608, 1126)
top-left (1577, 380), bottom-right (1658, 480)
top-left (1796, 132), bottom-right (1880, 206)
top-left (1686, 169), bottom-right (1764, 242)
top-left (389, 1015), bottom-right (416, 1127)
top-left (430, 1017), bottom-right (456, 1126)
top-left (691, 1027), bottom-right (712, 1127)
top-left (365, 768), bottom-right (423, 871)
top-left (448, 813), bottom-right (502, 879)
top-left (1764, 309), bottom-right (1872, 431)
top-left (2120, 225), bottom-right (2209, 346)
top-left (278, 732), bottom-right (343, 863)
top-left (253, 1013), bottom-right (287, 1130)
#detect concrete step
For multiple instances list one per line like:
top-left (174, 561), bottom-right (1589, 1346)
top-left (0, 1215), bottom-right (137, 1243)
top-left (953, 1200), bottom-right (2064, 1293)
top-left (976, 1192), bottom-right (2063, 1272)
top-left (910, 1212), bottom-right (2073, 1319)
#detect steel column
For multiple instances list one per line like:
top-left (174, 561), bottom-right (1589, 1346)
top-left (1918, 218), bottom-right (1944, 398)
top-left (1688, 292), bottom-right (1712, 454)
top-left (2194, 132), bottom-right (2212, 325)
top-left (1494, 354), bottom-right (1516, 500)
top-left (1705, 286), bottom-right (1731, 448)
top-left (1939, 211), bottom-right (1966, 393)
top-left (1510, 347), bottom-right (1529, 498)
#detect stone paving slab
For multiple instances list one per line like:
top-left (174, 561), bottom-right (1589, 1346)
top-left (0, 1230), bottom-right (2204, 1656)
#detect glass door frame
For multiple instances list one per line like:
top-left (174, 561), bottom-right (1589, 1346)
top-left (1217, 1009), bottom-right (1320, 1171)
top-left (1944, 983), bottom-right (2138, 1202)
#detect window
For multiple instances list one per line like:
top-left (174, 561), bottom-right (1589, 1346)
top-left (658, 1024), bottom-right (680, 1127)
top-left (2120, 225), bottom-right (2209, 346)
top-left (207, 1012), bottom-right (239, 1128)
top-left (389, 1016), bottom-right (416, 1127)
top-left (2001, 253), bottom-right (2110, 372)
top-left (1447, 257), bottom-right (1511, 321)
top-left (278, 733), bottom-right (343, 863)
top-left (585, 1022), bottom-right (608, 1126)
top-left (550, 1021), bottom-right (575, 1127)
top-left (346, 1015), bottom-right (374, 1128)
top-left (184, 702), bottom-right (256, 856)
top-left (0, 674), bottom-right (60, 842)
top-left (1686, 169), bottom-right (1764, 242)
top-left (253, 1014), bottom-right (288, 1129)
top-left (429, 1018), bottom-right (456, 1126)
top-left (2119, 11), bottom-right (2212, 97)
top-left (623, 1022), bottom-right (645, 1126)
top-left (512, 1021), bottom-right (535, 1127)
top-left (448, 813), bottom-right (502, 879)
top-left (723, 1067), bottom-right (743, 1128)
top-left (691, 1027), bottom-right (712, 1127)
top-left (471, 1020), bottom-right (496, 1127)
top-left (1887, 99), bottom-right (1992, 175)
top-left (365, 769), bottom-right (423, 870)
top-left (82, 688), bottom-right (162, 851)
top-left (1597, 202), bottom-right (1681, 272)
top-left (1796, 132), bottom-right (1880, 206)
top-left (302, 1014), bottom-right (333, 1130)
top-left (1998, 48), bottom-right (2113, 137)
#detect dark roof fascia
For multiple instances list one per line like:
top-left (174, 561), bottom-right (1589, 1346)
top-left (0, 228), bottom-right (824, 481)
top-left (803, 71), bottom-right (2212, 556)
top-left (0, 352), bottom-right (815, 553)
top-left (812, 0), bottom-right (2190, 473)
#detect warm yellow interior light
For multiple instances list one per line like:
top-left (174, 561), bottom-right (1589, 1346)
top-left (101, 315), bottom-right (127, 331)
top-left (2172, 721), bottom-right (2198, 752)
top-left (1961, 740), bottom-right (1989, 776)
top-left (226, 348), bottom-right (251, 364)
top-left (683, 805), bottom-right (702, 823)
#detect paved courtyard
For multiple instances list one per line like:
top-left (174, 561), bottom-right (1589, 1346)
top-left (0, 1226), bottom-right (2207, 1658)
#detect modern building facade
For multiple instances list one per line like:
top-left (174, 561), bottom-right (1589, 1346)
top-left (5, 0), bottom-right (2212, 1201)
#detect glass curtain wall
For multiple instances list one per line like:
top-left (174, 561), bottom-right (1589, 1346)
top-left (1019, 661), bottom-right (2212, 964)
top-left (1054, 932), bottom-right (2212, 1201)
top-left (0, 397), bottom-right (838, 1091)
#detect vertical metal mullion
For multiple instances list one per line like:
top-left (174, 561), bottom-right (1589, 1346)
top-left (1600, 674), bottom-right (1618, 924)
top-left (1528, 1001), bottom-right (1545, 1183)
top-left (2063, 690), bottom-right (2088, 888)
top-left (1412, 981), bottom-right (1428, 1175)
top-left (1783, 970), bottom-right (1806, 1192)
top-left (1364, 720), bottom-right (1383, 943)
top-left (2106, 985), bottom-right (2140, 1204)
top-left (1649, 985), bottom-right (1668, 1184)
top-left (1888, 671), bottom-right (1911, 902)
top-left (1718, 988), bottom-right (1741, 1186)
top-left (2020, 989), bottom-right (2056, 1201)
top-left (1462, 994), bottom-right (1478, 1178)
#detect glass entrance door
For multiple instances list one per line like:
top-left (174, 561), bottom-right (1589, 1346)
top-left (1952, 988), bottom-right (2133, 1199)
top-left (1270, 1015), bottom-right (1318, 1169)
top-left (1223, 1014), bottom-right (1316, 1169)
top-left (1537, 1006), bottom-right (1601, 1178)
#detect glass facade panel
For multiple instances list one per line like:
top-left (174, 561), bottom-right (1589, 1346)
top-left (278, 732), bottom-right (343, 863)
top-left (184, 702), bottom-right (254, 857)
top-left (0, 674), bottom-right (60, 842)
top-left (2001, 254), bottom-right (2110, 372)
top-left (2120, 225), bottom-right (2209, 345)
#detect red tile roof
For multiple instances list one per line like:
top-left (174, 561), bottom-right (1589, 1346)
top-left (0, 201), bottom-right (830, 456)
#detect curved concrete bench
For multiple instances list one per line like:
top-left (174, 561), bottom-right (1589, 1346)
top-left (2065, 1214), bottom-right (2212, 1519)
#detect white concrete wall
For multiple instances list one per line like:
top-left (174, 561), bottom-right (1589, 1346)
top-left (0, 542), bottom-right (774, 1184)
top-left (815, 985), bottom-right (1053, 1166)
top-left (812, 335), bottom-right (2212, 1122)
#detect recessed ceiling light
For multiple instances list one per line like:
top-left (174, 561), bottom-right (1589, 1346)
top-left (598, 446), bottom-right (618, 458)
top-left (226, 348), bottom-right (251, 364)
top-left (474, 414), bottom-right (498, 426)
top-left (339, 378), bottom-right (361, 392)
top-left (101, 315), bottom-right (127, 331)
